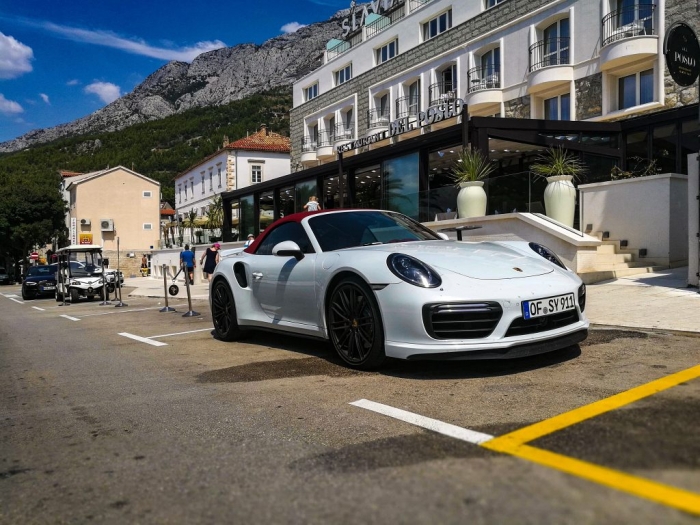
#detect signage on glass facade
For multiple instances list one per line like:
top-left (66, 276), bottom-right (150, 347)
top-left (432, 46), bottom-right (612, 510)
top-left (341, 0), bottom-right (397, 37)
top-left (337, 99), bottom-right (464, 153)
top-left (664, 23), bottom-right (700, 87)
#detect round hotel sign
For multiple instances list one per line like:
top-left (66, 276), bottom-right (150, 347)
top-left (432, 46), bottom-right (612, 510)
top-left (664, 23), bottom-right (700, 87)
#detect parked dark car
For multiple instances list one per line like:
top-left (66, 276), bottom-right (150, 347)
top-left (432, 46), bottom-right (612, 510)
top-left (22, 264), bottom-right (57, 300)
top-left (0, 267), bottom-right (11, 285)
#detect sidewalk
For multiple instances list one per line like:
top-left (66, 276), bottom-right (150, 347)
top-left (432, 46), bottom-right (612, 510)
top-left (125, 267), bottom-right (700, 333)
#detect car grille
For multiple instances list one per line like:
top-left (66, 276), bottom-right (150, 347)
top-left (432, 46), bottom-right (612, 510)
top-left (423, 302), bottom-right (503, 339)
top-left (505, 310), bottom-right (580, 337)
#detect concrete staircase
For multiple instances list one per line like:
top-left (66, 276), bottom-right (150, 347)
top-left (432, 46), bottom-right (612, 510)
top-left (578, 234), bottom-right (665, 284)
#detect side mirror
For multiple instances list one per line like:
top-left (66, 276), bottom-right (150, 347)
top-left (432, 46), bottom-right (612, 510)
top-left (272, 241), bottom-right (304, 261)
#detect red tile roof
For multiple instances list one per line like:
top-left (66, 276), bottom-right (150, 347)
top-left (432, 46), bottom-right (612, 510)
top-left (59, 170), bottom-right (85, 178)
top-left (226, 126), bottom-right (290, 153)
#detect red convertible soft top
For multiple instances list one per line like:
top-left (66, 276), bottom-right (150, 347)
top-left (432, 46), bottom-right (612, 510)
top-left (243, 209), bottom-right (332, 253)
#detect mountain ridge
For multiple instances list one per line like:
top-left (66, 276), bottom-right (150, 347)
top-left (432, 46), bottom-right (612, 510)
top-left (0, 11), bottom-right (345, 153)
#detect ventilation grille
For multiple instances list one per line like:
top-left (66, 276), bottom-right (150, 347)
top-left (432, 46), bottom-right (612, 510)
top-left (505, 310), bottom-right (579, 338)
top-left (423, 302), bottom-right (503, 340)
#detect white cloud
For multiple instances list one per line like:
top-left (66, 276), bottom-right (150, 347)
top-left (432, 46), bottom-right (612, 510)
top-left (0, 32), bottom-right (34, 79)
top-left (281, 22), bottom-right (306, 34)
top-left (84, 82), bottom-right (121, 104)
top-left (66, 79), bottom-right (80, 86)
top-left (41, 21), bottom-right (225, 62)
top-left (0, 94), bottom-right (23, 115)
top-left (40, 93), bottom-right (50, 104)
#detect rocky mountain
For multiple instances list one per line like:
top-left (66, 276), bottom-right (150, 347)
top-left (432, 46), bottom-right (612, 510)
top-left (0, 12), bottom-right (345, 153)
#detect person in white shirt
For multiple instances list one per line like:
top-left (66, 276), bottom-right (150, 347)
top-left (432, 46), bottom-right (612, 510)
top-left (243, 234), bottom-right (254, 248)
top-left (303, 195), bottom-right (321, 211)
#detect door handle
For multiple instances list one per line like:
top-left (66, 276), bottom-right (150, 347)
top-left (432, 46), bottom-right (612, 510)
top-left (252, 272), bottom-right (263, 280)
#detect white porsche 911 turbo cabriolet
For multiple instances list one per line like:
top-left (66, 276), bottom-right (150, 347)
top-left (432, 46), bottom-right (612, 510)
top-left (210, 209), bottom-right (588, 369)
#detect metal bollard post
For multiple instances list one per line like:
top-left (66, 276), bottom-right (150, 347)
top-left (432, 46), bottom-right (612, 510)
top-left (182, 265), bottom-right (199, 318)
top-left (114, 237), bottom-right (128, 308)
top-left (160, 264), bottom-right (176, 312)
top-left (58, 256), bottom-right (69, 307)
top-left (99, 256), bottom-right (111, 306)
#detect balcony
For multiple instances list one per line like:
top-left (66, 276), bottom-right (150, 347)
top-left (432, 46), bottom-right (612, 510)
top-left (365, 6), bottom-right (405, 40)
top-left (429, 81), bottom-right (459, 107)
top-left (396, 95), bottom-right (419, 119)
top-left (601, 4), bottom-right (657, 70)
top-left (300, 136), bottom-right (317, 165)
top-left (465, 65), bottom-right (503, 110)
top-left (333, 123), bottom-right (355, 149)
top-left (408, 0), bottom-right (435, 12)
top-left (367, 108), bottom-right (391, 133)
top-left (527, 37), bottom-right (573, 94)
top-left (326, 32), bottom-right (362, 62)
top-left (316, 130), bottom-right (335, 159)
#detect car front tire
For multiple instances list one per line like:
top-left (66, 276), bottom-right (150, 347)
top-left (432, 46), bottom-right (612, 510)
top-left (211, 279), bottom-right (243, 342)
top-left (21, 287), bottom-right (33, 300)
top-left (69, 288), bottom-right (79, 303)
top-left (327, 275), bottom-right (386, 370)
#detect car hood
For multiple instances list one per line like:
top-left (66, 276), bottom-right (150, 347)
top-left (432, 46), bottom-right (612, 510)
top-left (355, 241), bottom-right (556, 280)
top-left (24, 275), bottom-right (57, 283)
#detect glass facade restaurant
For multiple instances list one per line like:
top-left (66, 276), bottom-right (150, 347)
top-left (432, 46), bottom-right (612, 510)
top-left (221, 105), bottom-right (698, 241)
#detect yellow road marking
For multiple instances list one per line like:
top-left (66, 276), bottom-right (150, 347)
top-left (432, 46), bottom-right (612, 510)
top-left (490, 364), bottom-right (700, 447)
top-left (479, 364), bottom-right (700, 516)
top-left (481, 441), bottom-right (700, 516)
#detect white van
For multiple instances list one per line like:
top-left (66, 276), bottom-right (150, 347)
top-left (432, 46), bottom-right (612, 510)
top-left (54, 245), bottom-right (123, 302)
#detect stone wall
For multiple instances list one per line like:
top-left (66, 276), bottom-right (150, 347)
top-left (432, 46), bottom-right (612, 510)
top-left (504, 96), bottom-right (531, 119)
top-left (575, 73), bottom-right (602, 120)
top-left (663, 0), bottom-right (700, 109)
top-left (290, 0), bottom-right (558, 168)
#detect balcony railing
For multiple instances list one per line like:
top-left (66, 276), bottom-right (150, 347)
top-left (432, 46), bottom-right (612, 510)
top-left (367, 108), bottom-right (391, 128)
top-left (467, 64), bottom-right (501, 93)
top-left (602, 4), bottom-right (655, 47)
top-left (301, 136), bottom-right (317, 152)
top-left (317, 130), bottom-right (333, 148)
top-left (429, 80), bottom-right (458, 106)
top-left (365, 5), bottom-right (405, 39)
top-left (334, 123), bottom-right (354, 141)
top-left (529, 37), bottom-right (570, 72)
top-left (396, 95), bottom-right (420, 119)
top-left (408, 0), bottom-right (435, 12)
top-left (327, 32), bottom-right (362, 61)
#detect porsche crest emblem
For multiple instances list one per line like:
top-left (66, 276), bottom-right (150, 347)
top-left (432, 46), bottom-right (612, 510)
top-left (513, 267), bottom-right (523, 272)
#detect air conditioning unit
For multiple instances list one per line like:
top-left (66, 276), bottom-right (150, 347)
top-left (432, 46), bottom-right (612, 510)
top-left (100, 219), bottom-right (114, 231)
top-left (80, 218), bottom-right (91, 226)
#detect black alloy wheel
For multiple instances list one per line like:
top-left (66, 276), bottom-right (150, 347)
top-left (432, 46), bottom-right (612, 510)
top-left (21, 287), bottom-right (34, 300)
top-left (211, 280), bottom-right (243, 341)
top-left (328, 276), bottom-right (385, 369)
top-left (70, 288), bottom-right (80, 303)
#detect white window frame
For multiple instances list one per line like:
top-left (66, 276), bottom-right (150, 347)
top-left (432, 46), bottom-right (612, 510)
top-left (209, 169), bottom-right (213, 190)
top-left (217, 166), bottom-right (222, 188)
top-left (485, 0), bottom-right (506, 9)
top-left (251, 164), bottom-right (263, 184)
top-left (376, 39), bottom-right (398, 65)
top-left (142, 190), bottom-right (152, 198)
top-left (423, 9), bottom-right (452, 41)
top-left (543, 92), bottom-right (571, 121)
top-left (335, 64), bottom-right (352, 86)
top-left (617, 68), bottom-right (654, 110)
top-left (143, 223), bottom-right (153, 230)
top-left (305, 83), bottom-right (319, 101)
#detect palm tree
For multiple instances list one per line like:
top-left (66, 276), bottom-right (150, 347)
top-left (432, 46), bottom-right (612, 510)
top-left (184, 210), bottom-right (198, 244)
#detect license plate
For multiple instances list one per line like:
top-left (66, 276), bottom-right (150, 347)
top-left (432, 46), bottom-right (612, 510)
top-left (523, 293), bottom-right (576, 320)
top-left (41, 286), bottom-right (55, 291)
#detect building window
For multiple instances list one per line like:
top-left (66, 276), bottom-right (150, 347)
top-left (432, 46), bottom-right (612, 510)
top-left (251, 165), bottom-right (262, 184)
top-left (143, 191), bottom-right (152, 198)
top-left (485, 0), bottom-right (506, 7)
top-left (143, 223), bottom-right (153, 230)
top-left (376, 40), bottom-right (398, 64)
top-left (201, 174), bottom-right (205, 194)
top-left (178, 186), bottom-right (182, 203)
top-left (544, 93), bottom-right (571, 120)
top-left (618, 69), bottom-right (653, 110)
top-left (209, 171), bottom-right (213, 190)
top-left (218, 167), bottom-right (222, 188)
top-left (335, 64), bottom-right (352, 85)
top-left (305, 83), bottom-right (319, 101)
top-left (423, 10), bottom-right (452, 41)
top-left (190, 180), bottom-right (194, 196)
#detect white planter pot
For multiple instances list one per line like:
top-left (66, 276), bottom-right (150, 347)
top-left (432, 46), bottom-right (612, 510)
top-left (456, 181), bottom-right (487, 218)
top-left (544, 175), bottom-right (576, 227)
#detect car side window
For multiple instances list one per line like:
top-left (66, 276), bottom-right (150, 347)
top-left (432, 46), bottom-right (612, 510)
top-left (255, 222), bottom-right (315, 255)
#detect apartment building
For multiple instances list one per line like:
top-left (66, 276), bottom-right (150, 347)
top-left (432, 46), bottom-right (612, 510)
top-left (221, 0), bottom-right (698, 238)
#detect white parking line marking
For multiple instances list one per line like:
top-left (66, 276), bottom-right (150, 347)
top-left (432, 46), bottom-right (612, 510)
top-left (350, 399), bottom-right (494, 445)
top-left (3, 293), bottom-right (20, 298)
top-left (118, 332), bottom-right (168, 347)
top-left (149, 327), bottom-right (213, 339)
top-left (60, 314), bottom-right (80, 321)
top-left (9, 298), bottom-right (24, 304)
top-left (32, 306), bottom-right (45, 311)
top-left (79, 304), bottom-right (187, 318)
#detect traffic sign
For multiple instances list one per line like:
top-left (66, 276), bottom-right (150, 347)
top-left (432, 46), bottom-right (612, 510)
top-left (30, 252), bottom-right (39, 260)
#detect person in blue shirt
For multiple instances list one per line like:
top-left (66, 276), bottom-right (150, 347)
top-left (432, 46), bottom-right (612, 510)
top-left (180, 244), bottom-right (196, 285)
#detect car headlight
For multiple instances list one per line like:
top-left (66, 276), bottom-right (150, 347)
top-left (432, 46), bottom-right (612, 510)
top-left (25, 281), bottom-right (37, 286)
top-left (387, 253), bottom-right (441, 288)
top-left (70, 280), bottom-right (81, 285)
top-left (529, 242), bottom-right (567, 270)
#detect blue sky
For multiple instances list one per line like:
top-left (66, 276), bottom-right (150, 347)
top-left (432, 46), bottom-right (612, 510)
top-left (0, 0), bottom-right (349, 143)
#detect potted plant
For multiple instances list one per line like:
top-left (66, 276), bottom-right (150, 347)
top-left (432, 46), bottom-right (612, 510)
top-left (530, 146), bottom-right (586, 228)
top-left (449, 147), bottom-right (495, 218)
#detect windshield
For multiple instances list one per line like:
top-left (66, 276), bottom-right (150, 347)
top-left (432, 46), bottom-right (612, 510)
top-left (66, 251), bottom-right (103, 277)
top-left (308, 211), bottom-right (441, 252)
top-left (27, 265), bottom-right (56, 277)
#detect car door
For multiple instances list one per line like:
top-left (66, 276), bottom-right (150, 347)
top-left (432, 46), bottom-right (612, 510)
top-left (249, 222), bottom-right (318, 327)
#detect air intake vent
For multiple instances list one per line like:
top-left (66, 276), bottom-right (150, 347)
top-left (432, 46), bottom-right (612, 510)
top-left (100, 219), bottom-right (114, 231)
top-left (423, 302), bottom-right (502, 339)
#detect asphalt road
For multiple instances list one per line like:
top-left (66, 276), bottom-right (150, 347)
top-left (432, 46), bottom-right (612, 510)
top-left (1, 284), bottom-right (699, 524)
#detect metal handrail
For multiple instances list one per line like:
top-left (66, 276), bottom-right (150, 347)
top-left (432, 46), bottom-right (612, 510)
top-left (327, 32), bottom-right (362, 61)
top-left (396, 95), bottom-right (420, 119)
top-left (408, 0), bottom-right (434, 12)
top-left (602, 4), bottom-right (655, 47)
top-left (317, 130), bottom-right (333, 148)
top-left (529, 37), bottom-right (570, 72)
top-left (467, 64), bottom-right (501, 93)
top-left (365, 5), bottom-right (406, 39)
top-left (301, 136), bottom-right (317, 152)
top-left (429, 81), bottom-right (458, 106)
top-left (333, 123), bottom-right (354, 141)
